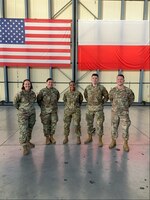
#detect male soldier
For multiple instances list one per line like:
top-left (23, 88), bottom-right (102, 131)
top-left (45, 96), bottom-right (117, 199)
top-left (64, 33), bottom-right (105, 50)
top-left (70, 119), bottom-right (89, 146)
top-left (109, 74), bottom-right (135, 152)
top-left (63, 81), bottom-right (83, 145)
top-left (84, 73), bottom-right (109, 147)
top-left (37, 78), bottom-right (60, 145)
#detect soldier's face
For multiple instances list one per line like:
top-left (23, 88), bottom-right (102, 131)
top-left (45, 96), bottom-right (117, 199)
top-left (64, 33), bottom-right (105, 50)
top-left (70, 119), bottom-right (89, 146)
top-left (47, 80), bottom-right (53, 88)
top-left (24, 80), bottom-right (31, 91)
top-left (69, 82), bottom-right (75, 91)
top-left (117, 76), bottom-right (124, 86)
top-left (91, 76), bottom-right (99, 86)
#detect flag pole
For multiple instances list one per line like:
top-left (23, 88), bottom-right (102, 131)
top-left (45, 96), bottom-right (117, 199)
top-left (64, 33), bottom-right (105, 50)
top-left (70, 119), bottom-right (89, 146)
top-left (25, 0), bottom-right (31, 80)
top-left (48, 0), bottom-right (53, 79)
top-left (97, 0), bottom-right (103, 77)
top-left (72, 0), bottom-right (78, 82)
top-left (2, 0), bottom-right (9, 103)
top-left (138, 0), bottom-right (148, 103)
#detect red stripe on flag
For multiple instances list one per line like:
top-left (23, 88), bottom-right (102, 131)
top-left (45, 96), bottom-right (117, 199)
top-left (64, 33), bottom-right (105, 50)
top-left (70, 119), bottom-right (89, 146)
top-left (0, 62), bottom-right (70, 67)
top-left (25, 34), bottom-right (71, 38)
top-left (25, 27), bottom-right (71, 31)
top-left (78, 45), bottom-right (150, 70)
top-left (25, 41), bottom-right (70, 45)
top-left (0, 55), bottom-right (71, 60)
top-left (25, 19), bottom-right (72, 23)
top-left (0, 48), bottom-right (70, 53)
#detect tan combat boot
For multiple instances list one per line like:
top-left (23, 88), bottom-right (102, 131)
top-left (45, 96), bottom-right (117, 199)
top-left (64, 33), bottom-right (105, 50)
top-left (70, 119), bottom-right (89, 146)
top-left (23, 145), bottom-right (29, 155)
top-left (28, 141), bottom-right (35, 148)
top-left (109, 138), bottom-right (116, 149)
top-left (84, 134), bottom-right (92, 144)
top-left (98, 136), bottom-right (103, 147)
top-left (45, 136), bottom-right (51, 145)
top-left (63, 136), bottom-right (69, 144)
top-left (123, 140), bottom-right (129, 152)
top-left (77, 136), bottom-right (81, 145)
top-left (50, 135), bottom-right (56, 144)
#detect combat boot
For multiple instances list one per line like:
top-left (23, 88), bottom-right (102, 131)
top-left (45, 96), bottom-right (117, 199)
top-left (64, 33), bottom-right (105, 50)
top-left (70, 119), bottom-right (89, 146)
top-left (98, 136), bottom-right (103, 147)
top-left (45, 136), bottom-right (51, 145)
top-left (23, 145), bottom-right (29, 155)
top-left (77, 136), bottom-right (81, 145)
top-left (123, 140), bottom-right (129, 152)
top-left (28, 141), bottom-right (35, 148)
top-left (84, 134), bottom-right (92, 144)
top-left (63, 135), bottom-right (69, 144)
top-left (50, 135), bottom-right (56, 144)
top-left (109, 138), bottom-right (116, 149)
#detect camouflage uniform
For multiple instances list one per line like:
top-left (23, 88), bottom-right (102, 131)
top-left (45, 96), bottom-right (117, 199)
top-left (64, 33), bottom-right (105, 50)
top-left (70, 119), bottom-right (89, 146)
top-left (37, 87), bottom-right (60, 137)
top-left (13, 90), bottom-right (36, 146)
top-left (63, 90), bottom-right (83, 136)
top-left (109, 86), bottom-right (135, 140)
top-left (84, 83), bottom-right (109, 136)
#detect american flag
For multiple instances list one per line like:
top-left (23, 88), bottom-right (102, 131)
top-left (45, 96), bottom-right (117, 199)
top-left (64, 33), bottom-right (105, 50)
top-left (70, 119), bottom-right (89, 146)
top-left (0, 18), bottom-right (71, 67)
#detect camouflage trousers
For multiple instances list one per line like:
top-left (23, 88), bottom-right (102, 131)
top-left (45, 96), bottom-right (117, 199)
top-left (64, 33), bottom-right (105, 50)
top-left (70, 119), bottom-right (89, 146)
top-left (86, 109), bottom-right (104, 136)
top-left (18, 111), bottom-right (36, 145)
top-left (40, 112), bottom-right (58, 136)
top-left (111, 111), bottom-right (131, 140)
top-left (63, 108), bottom-right (81, 136)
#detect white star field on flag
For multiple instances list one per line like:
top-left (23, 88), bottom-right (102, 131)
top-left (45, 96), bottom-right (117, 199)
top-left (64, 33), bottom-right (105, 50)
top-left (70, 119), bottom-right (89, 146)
top-left (0, 19), bottom-right (25, 44)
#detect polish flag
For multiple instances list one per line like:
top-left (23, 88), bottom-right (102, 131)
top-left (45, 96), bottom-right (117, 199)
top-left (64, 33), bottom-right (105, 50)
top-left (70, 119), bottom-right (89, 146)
top-left (78, 20), bottom-right (150, 70)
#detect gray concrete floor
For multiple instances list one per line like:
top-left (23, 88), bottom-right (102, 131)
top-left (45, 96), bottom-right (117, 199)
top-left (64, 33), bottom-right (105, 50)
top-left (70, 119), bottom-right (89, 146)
top-left (0, 105), bottom-right (149, 200)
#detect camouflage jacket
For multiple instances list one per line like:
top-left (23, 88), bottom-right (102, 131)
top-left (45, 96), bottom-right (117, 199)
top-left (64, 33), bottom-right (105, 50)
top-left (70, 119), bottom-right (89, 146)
top-left (37, 87), bottom-right (60, 113)
top-left (13, 90), bottom-right (36, 114)
top-left (109, 86), bottom-right (135, 113)
top-left (84, 83), bottom-right (109, 111)
top-left (63, 90), bottom-right (83, 111)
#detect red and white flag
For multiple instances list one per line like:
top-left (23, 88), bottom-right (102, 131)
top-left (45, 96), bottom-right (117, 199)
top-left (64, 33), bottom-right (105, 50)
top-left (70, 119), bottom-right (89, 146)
top-left (0, 18), bottom-right (71, 67)
top-left (78, 20), bottom-right (150, 70)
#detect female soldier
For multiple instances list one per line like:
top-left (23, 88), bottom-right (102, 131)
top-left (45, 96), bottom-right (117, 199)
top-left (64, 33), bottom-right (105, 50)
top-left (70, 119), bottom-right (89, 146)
top-left (37, 78), bottom-right (60, 145)
top-left (63, 81), bottom-right (83, 144)
top-left (14, 79), bottom-right (36, 155)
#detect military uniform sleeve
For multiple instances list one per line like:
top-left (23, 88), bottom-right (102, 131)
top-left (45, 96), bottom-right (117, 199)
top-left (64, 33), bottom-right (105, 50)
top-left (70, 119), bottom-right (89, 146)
top-left (37, 90), bottom-right (43, 107)
top-left (13, 93), bottom-right (21, 109)
top-left (32, 91), bottom-right (37, 102)
top-left (63, 93), bottom-right (67, 105)
top-left (102, 87), bottom-right (109, 103)
top-left (57, 90), bottom-right (60, 101)
top-left (79, 92), bottom-right (83, 105)
top-left (128, 89), bottom-right (135, 106)
top-left (109, 89), bottom-right (114, 102)
top-left (84, 88), bottom-right (88, 101)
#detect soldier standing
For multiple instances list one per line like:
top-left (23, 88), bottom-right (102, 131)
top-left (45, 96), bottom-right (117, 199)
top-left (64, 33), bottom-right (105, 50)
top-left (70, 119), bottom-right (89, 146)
top-left (13, 79), bottom-right (36, 156)
top-left (84, 73), bottom-right (109, 147)
top-left (37, 78), bottom-right (60, 145)
top-left (109, 74), bottom-right (135, 152)
top-left (63, 81), bottom-right (83, 145)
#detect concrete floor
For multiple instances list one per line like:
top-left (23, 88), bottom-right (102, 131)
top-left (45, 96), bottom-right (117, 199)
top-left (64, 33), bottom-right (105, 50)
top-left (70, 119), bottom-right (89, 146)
top-left (0, 105), bottom-right (149, 200)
